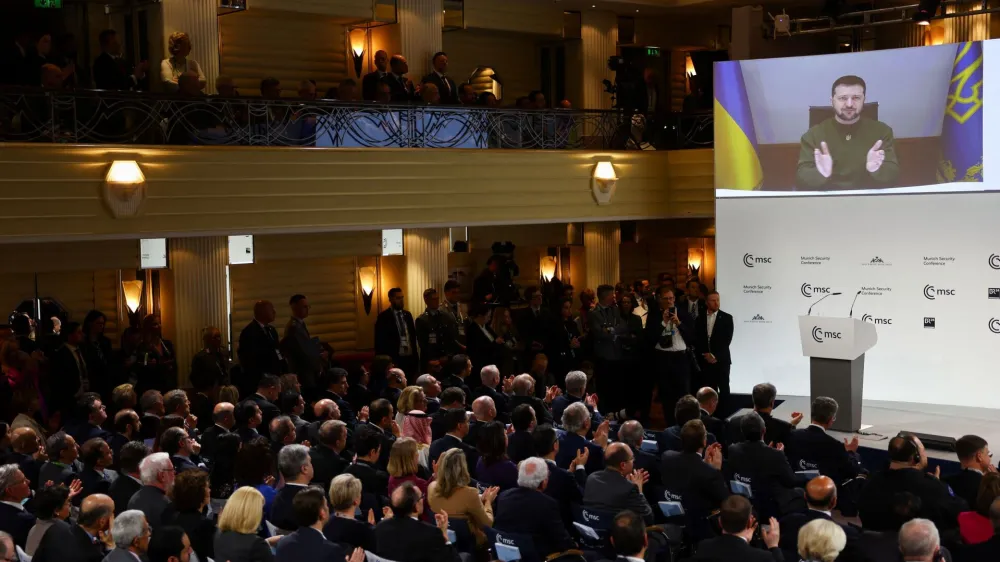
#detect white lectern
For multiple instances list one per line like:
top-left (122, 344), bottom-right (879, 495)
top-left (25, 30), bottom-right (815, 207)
top-left (798, 317), bottom-right (878, 432)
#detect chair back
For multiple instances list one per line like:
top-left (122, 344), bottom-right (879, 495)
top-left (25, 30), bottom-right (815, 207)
top-left (571, 504), bottom-right (616, 548)
top-left (640, 439), bottom-right (658, 453)
top-left (484, 527), bottom-right (542, 562)
top-left (729, 479), bottom-right (752, 497)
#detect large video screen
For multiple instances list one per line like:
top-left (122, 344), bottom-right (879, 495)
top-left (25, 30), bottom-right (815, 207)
top-left (714, 42), bottom-right (986, 197)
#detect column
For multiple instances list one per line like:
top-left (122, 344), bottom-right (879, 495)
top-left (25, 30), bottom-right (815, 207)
top-left (580, 11), bottom-right (618, 111)
top-left (404, 228), bottom-right (450, 314)
top-left (160, 0), bottom-right (220, 93)
top-left (398, 0), bottom-right (444, 81)
top-left (169, 237), bottom-right (229, 387)
top-left (584, 221), bottom-right (621, 289)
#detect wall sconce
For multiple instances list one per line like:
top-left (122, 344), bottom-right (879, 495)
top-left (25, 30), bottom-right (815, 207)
top-left (591, 160), bottom-right (618, 205)
top-left (359, 266), bottom-right (376, 315)
top-left (687, 248), bottom-right (704, 280)
top-left (121, 279), bottom-right (144, 327)
top-left (103, 160), bottom-right (146, 218)
top-left (685, 53), bottom-right (696, 78)
top-left (540, 256), bottom-right (558, 282)
top-left (349, 28), bottom-right (366, 78)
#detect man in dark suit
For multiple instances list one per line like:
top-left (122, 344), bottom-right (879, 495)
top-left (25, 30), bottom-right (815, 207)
top-left (64, 393), bottom-right (110, 446)
top-left (471, 257), bottom-right (500, 305)
top-left (584, 443), bottom-right (655, 524)
top-left (35, 493), bottom-right (114, 562)
top-left (680, 280), bottom-right (707, 322)
top-left (494, 457), bottom-right (578, 558)
top-left (778, 476), bottom-right (865, 562)
top-left (7, 428), bottom-right (45, 489)
top-left (310, 420), bottom-right (349, 489)
top-left (420, 52), bottom-right (459, 105)
top-left (281, 295), bottom-right (324, 393)
top-left (659, 420), bottom-right (727, 541)
top-left (784, 397), bottom-right (864, 508)
top-left (189, 327), bottom-right (230, 410)
top-left (362, 50), bottom-right (388, 101)
top-left (199, 403), bottom-right (234, 463)
top-left (555, 403), bottom-right (608, 474)
top-left (695, 291), bottom-right (734, 414)
top-left (428, 409), bottom-right (478, 476)
top-left (430, 388), bottom-right (466, 442)
top-left (317, 368), bottom-right (357, 429)
top-left (78, 438), bottom-right (116, 500)
top-left (39, 432), bottom-right (82, 486)
top-left (275, 487), bottom-right (351, 562)
top-left (249, 374), bottom-right (282, 431)
top-left (589, 285), bottom-right (628, 414)
top-left (657, 395), bottom-right (719, 454)
top-left (0, 464), bottom-right (35, 547)
top-left (944, 434), bottom-right (993, 510)
top-left (645, 289), bottom-right (696, 426)
top-left (127, 453), bottom-right (175, 529)
top-left (380, 55), bottom-right (416, 103)
top-left (467, 396), bottom-right (496, 447)
top-left (692, 495), bottom-right (782, 562)
top-left (859, 434), bottom-right (967, 532)
top-left (508, 404), bottom-right (537, 464)
top-left (696, 387), bottom-right (729, 446)
top-left (92, 29), bottom-right (146, 91)
top-left (414, 288), bottom-right (459, 372)
top-left (367, 399), bottom-right (397, 470)
top-left (473, 365), bottom-right (510, 423)
top-left (728, 383), bottom-right (803, 447)
top-left (508, 374), bottom-right (555, 427)
top-left (515, 286), bottom-right (552, 357)
top-left (533, 425), bottom-right (586, 528)
top-left (237, 300), bottom-right (287, 397)
top-left (48, 323), bottom-right (91, 420)
top-left (375, 288), bottom-right (420, 383)
top-left (346, 425), bottom-right (390, 500)
top-left (440, 355), bottom-right (473, 408)
top-left (551, 370), bottom-right (603, 429)
top-left (373, 482), bottom-right (460, 562)
top-left (159, 428), bottom-right (202, 474)
top-left (727, 412), bottom-right (803, 520)
top-left (109, 442), bottom-right (147, 515)
top-left (617, 420), bottom-right (660, 491)
top-left (269, 444), bottom-right (313, 532)
top-left (598, 510), bottom-right (653, 562)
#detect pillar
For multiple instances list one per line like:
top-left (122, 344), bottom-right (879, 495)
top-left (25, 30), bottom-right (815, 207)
top-left (159, 0), bottom-right (221, 93)
top-left (729, 6), bottom-right (763, 61)
top-left (580, 11), bottom-right (618, 111)
top-left (168, 237), bottom-right (229, 387)
top-left (398, 0), bottom-right (444, 81)
top-left (404, 228), bottom-right (450, 315)
top-left (584, 221), bottom-right (621, 290)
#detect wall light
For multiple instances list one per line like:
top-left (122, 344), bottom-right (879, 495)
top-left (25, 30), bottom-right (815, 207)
top-left (688, 248), bottom-right (704, 280)
top-left (591, 160), bottom-right (618, 205)
top-left (103, 160), bottom-right (146, 218)
top-left (685, 54), bottom-right (696, 78)
top-left (349, 28), bottom-right (367, 78)
top-left (121, 279), bottom-right (144, 327)
top-left (359, 266), bottom-right (376, 315)
top-left (540, 256), bottom-right (558, 282)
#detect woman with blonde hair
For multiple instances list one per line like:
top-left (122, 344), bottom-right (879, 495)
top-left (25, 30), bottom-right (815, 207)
top-left (394, 386), bottom-right (426, 427)
top-left (160, 31), bottom-right (205, 92)
top-left (427, 448), bottom-right (498, 544)
top-left (797, 518), bottom-right (847, 562)
top-left (387, 437), bottom-right (431, 519)
top-left (214, 486), bottom-right (279, 562)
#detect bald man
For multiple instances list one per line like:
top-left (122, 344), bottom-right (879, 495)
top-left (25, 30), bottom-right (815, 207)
top-left (237, 300), bottom-right (287, 397)
top-left (35, 493), bottom-right (115, 562)
top-left (583, 442), bottom-right (654, 524)
top-left (777, 475), bottom-right (864, 562)
top-left (466, 396), bottom-right (496, 447)
top-left (301, 399), bottom-right (340, 445)
top-left (200, 402), bottom-right (234, 462)
top-left (362, 50), bottom-right (389, 101)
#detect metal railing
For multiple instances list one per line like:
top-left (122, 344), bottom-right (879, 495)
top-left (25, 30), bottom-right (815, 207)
top-left (0, 87), bottom-right (713, 150)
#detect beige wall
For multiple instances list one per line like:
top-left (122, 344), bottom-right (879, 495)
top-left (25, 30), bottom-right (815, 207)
top-left (443, 29), bottom-right (543, 98)
top-left (462, 0), bottom-right (563, 36)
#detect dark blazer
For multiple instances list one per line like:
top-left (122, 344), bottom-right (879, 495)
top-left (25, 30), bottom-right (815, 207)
top-left (514, 307), bottom-right (553, 353)
top-left (659, 450), bottom-right (729, 516)
top-left (543, 459), bottom-right (585, 527)
top-left (48, 345), bottom-right (88, 415)
top-left (584, 469), bottom-right (654, 525)
top-left (127, 485), bottom-right (173, 529)
top-left (692, 534), bottom-right (784, 562)
top-left (380, 73), bottom-right (415, 103)
top-left (323, 515), bottom-right (377, 552)
top-left (439, 375), bottom-right (472, 408)
top-left (92, 52), bottom-right (139, 91)
top-left (695, 310), bottom-right (734, 365)
top-left (310, 445), bottom-right (348, 489)
top-left (167, 509), bottom-right (217, 561)
top-left (6, 452), bottom-right (44, 492)
top-left (778, 509), bottom-right (863, 562)
top-left (551, 394), bottom-right (603, 430)
top-left (494, 487), bottom-right (577, 557)
top-left (0, 501), bottom-right (35, 547)
top-left (345, 460), bottom-right (390, 499)
top-left (362, 70), bottom-right (386, 101)
top-left (214, 530), bottom-right (274, 562)
top-left (726, 440), bottom-right (798, 512)
top-left (375, 308), bottom-right (419, 366)
top-left (280, 317), bottom-right (323, 390)
top-left (473, 385), bottom-right (510, 423)
top-left (859, 468), bottom-right (968, 531)
top-left (507, 394), bottom-right (553, 427)
top-left (415, 309), bottom-right (459, 364)
top-left (108, 473), bottom-right (142, 515)
top-left (657, 424), bottom-right (718, 454)
top-left (785, 425), bottom-right (862, 485)
top-left (373, 515), bottom-right (461, 562)
top-left (589, 304), bottom-right (627, 361)
top-left (319, 390), bottom-right (357, 429)
top-left (172, 455), bottom-right (203, 474)
top-left (729, 411), bottom-right (795, 447)
top-left (944, 468), bottom-right (983, 511)
top-left (190, 352), bottom-right (229, 396)
top-left (555, 432), bottom-right (604, 474)
top-left (275, 526), bottom-right (346, 562)
top-left (199, 424), bottom-right (230, 462)
top-left (421, 72), bottom-right (459, 104)
top-left (236, 426), bottom-right (264, 444)
top-left (250, 394), bottom-right (281, 431)
top-left (465, 322), bottom-right (502, 376)
top-left (507, 430), bottom-right (535, 464)
top-left (699, 410), bottom-right (728, 445)
top-left (78, 467), bottom-right (114, 499)
top-left (34, 521), bottom-right (107, 562)
top-left (237, 320), bottom-right (286, 391)
top-left (269, 484), bottom-right (307, 531)
top-left (429, 434), bottom-right (479, 477)
top-left (38, 460), bottom-right (80, 487)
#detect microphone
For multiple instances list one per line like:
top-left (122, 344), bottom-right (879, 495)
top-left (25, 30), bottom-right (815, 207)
top-left (807, 292), bottom-right (842, 316)
top-left (849, 290), bottom-right (863, 318)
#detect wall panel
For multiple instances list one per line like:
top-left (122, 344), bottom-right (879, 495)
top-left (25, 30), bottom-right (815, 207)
top-left (36, 270), bottom-right (123, 345)
top-left (442, 30), bottom-right (542, 99)
top-left (463, 0), bottom-right (563, 35)
top-left (248, 0), bottom-right (372, 19)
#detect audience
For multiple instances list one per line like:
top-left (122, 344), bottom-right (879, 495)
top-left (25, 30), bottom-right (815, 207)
top-left (899, 518), bottom-right (943, 562)
top-left (945, 434), bottom-right (993, 509)
top-left (128, 452), bottom-right (175, 528)
top-left (215, 486), bottom-right (278, 562)
top-left (692, 495), bottom-right (781, 561)
top-left (160, 32), bottom-right (205, 93)
top-left (165, 471), bottom-right (215, 561)
top-left (324, 474), bottom-right (377, 552)
top-left (796, 518), bottom-right (846, 562)
top-left (373, 482), bottom-right (460, 562)
top-left (584, 442), bottom-right (653, 524)
top-left (427, 448), bottom-right (497, 544)
top-left (105, 510), bottom-right (151, 562)
top-left (958, 471), bottom-right (1000, 544)
top-left (274, 486), bottom-right (361, 562)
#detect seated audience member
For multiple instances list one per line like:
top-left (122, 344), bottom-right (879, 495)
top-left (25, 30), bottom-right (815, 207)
top-left (7, 428), bottom-right (45, 489)
top-left (319, 368), bottom-right (357, 429)
top-left (957, 497), bottom-right (1000, 561)
top-left (692, 495), bottom-right (781, 562)
top-left (599, 510), bottom-right (648, 562)
top-left (36, 493), bottom-right (114, 562)
top-left (324, 474), bottom-right (377, 551)
top-left (346, 425), bottom-right (390, 501)
top-left (658, 395), bottom-right (719, 453)
top-left (0, 465), bottom-right (36, 548)
top-left (441, 355), bottom-right (474, 407)
top-left (415, 374), bottom-right (443, 414)
top-left (268, 445), bottom-right (313, 532)
top-left (280, 374), bottom-right (301, 394)
top-left (428, 408), bottom-right (479, 476)
top-left (201, 402), bottom-right (235, 462)
top-left (898, 518), bottom-right (944, 562)
top-left (128, 452), bottom-right (175, 529)
top-left (209, 433), bottom-right (241, 501)
top-left (726, 411), bottom-right (802, 519)
top-left (381, 369), bottom-right (407, 409)
top-left (859, 434), bottom-right (967, 531)
top-left (388, 438), bottom-right (429, 509)
top-left (778, 476), bottom-right (862, 562)
top-left (269, 416), bottom-right (298, 457)
top-left (430, 388), bottom-right (466, 441)
top-left (728, 383), bottom-right (802, 447)
top-left (274, 486), bottom-right (359, 562)
top-left (108, 409), bottom-right (140, 466)
top-left (111, 384), bottom-right (139, 418)
top-left (105, 510), bottom-right (151, 562)
top-left (166, 471), bottom-right (216, 561)
top-left (367, 398), bottom-right (398, 470)
top-left (140, 391), bottom-right (165, 442)
top-left (394, 386), bottom-right (425, 428)
top-left (473, 365), bottom-right (511, 423)
top-left (467, 396), bottom-right (496, 447)
top-left (508, 373), bottom-right (556, 426)
top-left (584, 443), bottom-right (654, 524)
top-left (79, 437), bottom-right (115, 500)
top-left (475, 421), bottom-right (518, 490)
top-left (618, 420), bottom-right (660, 488)
top-left (427, 449), bottom-right (498, 543)
top-left (161, 427), bottom-right (202, 474)
top-left (65, 393), bottom-right (110, 445)
top-left (214, 487), bottom-right (277, 562)
top-left (458, 83), bottom-right (477, 105)
top-left (250, 375), bottom-right (282, 430)
top-left (555, 402), bottom-right (608, 474)
top-left (551, 370), bottom-right (602, 427)
top-left (784, 397), bottom-right (863, 491)
top-left (304, 399), bottom-right (341, 445)
top-left (508, 403), bottom-right (538, 464)
top-left (796, 518), bottom-right (847, 562)
top-left (147, 526), bottom-right (191, 562)
top-left (336, 78), bottom-right (358, 101)
top-left (373, 482), bottom-right (460, 562)
top-left (696, 387), bottom-right (728, 443)
top-left (39, 431), bottom-right (80, 486)
top-left (420, 82), bottom-right (440, 104)
top-left (25, 484), bottom-right (71, 555)
top-left (957, 471), bottom-right (1000, 545)
top-left (945, 434), bottom-right (994, 510)
top-left (659, 420), bottom-right (727, 535)
top-left (309, 420), bottom-right (348, 489)
top-left (494, 457), bottom-right (578, 558)
top-left (234, 400), bottom-right (265, 443)
top-left (533, 425), bottom-right (586, 526)
top-left (234, 439), bottom-right (277, 519)
top-left (296, 79), bottom-right (316, 100)
top-left (110, 442), bottom-right (149, 515)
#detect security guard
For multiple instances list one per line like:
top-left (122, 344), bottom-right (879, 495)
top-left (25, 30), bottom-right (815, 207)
top-left (415, 288), bottom-right (459, 371)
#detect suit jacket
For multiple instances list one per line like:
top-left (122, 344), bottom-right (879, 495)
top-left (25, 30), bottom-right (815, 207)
top-left (778, 509), bottom-right (864, 562)
top-left (584, 469), bottom-right (654, 524)
top-left (190, 351), bottom-right (230, 395)
top-left (726, 440), bottom-right (799, 518)
top-left (237, 320), bottom-right (286, 390)
top-left (859, 468), bottom-right (967, 531)
top-left (381, 73), bottom-right (415, 103)
top-left (250, 393), bottom-right (281, 431)
top-left (275, 526), bottom-right (346, 562)
top-left (555, 432), bottom-right (605, 474)
top-left (695, 310), bottom-right (733, 365)
top-left (439, 375), bottom-right (472, 408)
top-left (465, 322), bottom-right (502, 376)
top-left (319, 390), bottom-right (357, 429)
top-left (657, 425), bottom-right (718, 454)
top-left (48, 345), bottom-right (88, 415)
top-left (507, 430), bottom-right (535, 464)
top-left (945, 468), bottom-right (983, 512)
top-left (269, 484), bottom-right (307, 531)
top-left (213, 531), bottom-right (273, 562)
top-left (494, 487), bottom-right (577, 557)
top-left (507, 394), bottom-right (553, 427)
top-left (310, 445), bottom-right (348, 489)
top-left (362, 70), bottom-right (386, 101)
top-left (236, 426), bottom-right (265, 444)
top-left (39, 461), bottom-right (79, 487)
top-left (473, 385), bottom-right (510, 423)
top-left (644, 305), bottom-right (696, 355)
top-left (101, 548), bottom-right (144, 562)
top-left (199, 424), bottom-right (230, 462)
top-left (92, 52), bottom-right (138, 91)
top-left (551, 394), bottom-right (603, 430)
top-left (659, 451), bottom-right (729, 526)
top-left (429, 434), bottom-right (479, 477)
top-left (543, 459), bottom-right (586, 527)
top-left (700, 410), bottom-right (728, 445)
top-left (166, 510), bottom-right (217, 561)
top-left (589, 305), bottom-right (628, 361)
top-left (323, 515), bottom-right (377, 552)
top-left (127, 485), bottom-right (173, 529)
top-left (108, 473), bottom-right (142, 515)
top-left (79, 467), bottom-right (115, 499)
top-left (373, 516), bottom-right (461, 562)
top-left (729, 411), bottom-right (795, 447)
top-left (692, 534), bottom-right (784, 562)
top-left (172, 455), bottom-right (203, 474)
top-left (0, 501), bottom-right (36, 547)
top-left (514, 307), bottom-right (553, 353)
top-left (34, 520), bottom-right (108, 562)
top-left (421, 72), bottom-right (459, 104)
top-left (281, 317), bottom-right (323, 390)
top-left (785, 425), bottom-right (862, 486)
top-left (375, 308), bottom-right (419, 366)
top-left (345, 460), bottom-right (390, 499)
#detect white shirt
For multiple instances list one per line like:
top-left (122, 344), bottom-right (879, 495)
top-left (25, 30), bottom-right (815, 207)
top-left (160, 57), bottom-right (205, 91)
top-left (654, 320), bottom-right (687, 352)
top-left (1, 500), bottom-right (24, 511)
top-left (809, 508), bottom-right (833, 517)
top-left (706, 310), bottom-right (718, 339)
top-left (477, 323), bottom-right (494, 342)
top-left (808, 423), bottom-right (827, 433)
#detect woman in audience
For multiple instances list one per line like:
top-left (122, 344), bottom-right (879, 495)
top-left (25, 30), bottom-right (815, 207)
top-left (210, 432), bottom-right (242, 500)
top-left (136, 314), bottom-right (176, 393)
top-left (475, 421), bottom-right (517, 490)
top-left (797, 519), bottom-right (847, 562)
top-left (427, 448), bottom-right (499, 545)
top-left (168, 470), bottom-right (217, 561)
top-left (490, 307), bottom-right (522, 377)
top-left (161, 32), bottom-right (205, 93)
top-left (959, 471), bottom-right (1000, 544)
top-left (25, 483), bottom-right (72, 555)
top-left (395, 386), bottom-right (425, 427)
top-left (81, 310), bottom-right (113, 397)
top-left (388, 438), bottom-right (431, 518)
top-left (324, 474), bottom-right (378, 552)
top-left (549, 297), bottom-right (582, 384)
top-left (466, 304), bottom-right (502, 377)
top-left (219, 384), bottom-right (240, 405)
top-left (234, 437), bottom-right (277, 519)
top-left (215, 486), bottom-right (279, 562)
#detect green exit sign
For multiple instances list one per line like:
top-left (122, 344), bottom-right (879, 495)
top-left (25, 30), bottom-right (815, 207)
top-left (646, 47), bottom-right (661, 57)
top-left (35, 0), bottom-right (62, 7)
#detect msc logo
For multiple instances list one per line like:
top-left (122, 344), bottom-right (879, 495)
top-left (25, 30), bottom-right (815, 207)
top-left (811, 326), bottom-right (842, 343)
top-left (862, 314), bottom-right (892, 325)
top-left (924, 317), bottom-right (936, 329)
top-left (991, 318), bottom-right (1000, 334)
top-left (990, 254), bottom-right (1000, 270)
top-left (801, 283), bottom-right (832, 298)
top-left (923, 285), bottom-right (956, 300)
top-left (990, 288), bottom-right (1000, 300)
top-left (743, 253), bottom-right (771, 267)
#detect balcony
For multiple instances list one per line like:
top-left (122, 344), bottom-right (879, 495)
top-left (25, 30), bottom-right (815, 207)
top-left (0, 87), bottom-right (713, 150)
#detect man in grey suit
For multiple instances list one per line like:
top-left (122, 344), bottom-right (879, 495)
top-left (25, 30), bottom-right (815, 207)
top-left (588, 285), bottom-right (628, 415)
top-left (281, 294), bottom-right (325, 395)
top-left (102, 510), bottom-right (150, 562)
top-left (127, 453), bottom-right (174, 529)
top-left (583, 442), bottom-right (654, 524)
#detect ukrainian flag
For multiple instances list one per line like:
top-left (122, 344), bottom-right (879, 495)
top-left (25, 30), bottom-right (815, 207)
top-left (714, 62), bottom-right (763, 190)
top-left (937, 41), bottom-right (984, 183)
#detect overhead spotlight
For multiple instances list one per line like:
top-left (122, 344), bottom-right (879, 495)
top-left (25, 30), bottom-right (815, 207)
top-left (913, 0), bottom-right (941, 24)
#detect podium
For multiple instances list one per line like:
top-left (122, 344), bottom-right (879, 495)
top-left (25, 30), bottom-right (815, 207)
top-left (798, 317), bottom-right (878, 432)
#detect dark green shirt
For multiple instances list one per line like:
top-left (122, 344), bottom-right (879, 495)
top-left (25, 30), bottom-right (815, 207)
top-left (796, 116), bottom-right (899, 190)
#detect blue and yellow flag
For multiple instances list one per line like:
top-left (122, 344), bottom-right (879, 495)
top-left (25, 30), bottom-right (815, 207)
top-left (938, 41), bottom-right (983, 183)
top-left (714, 62), bottom-right (763, 190)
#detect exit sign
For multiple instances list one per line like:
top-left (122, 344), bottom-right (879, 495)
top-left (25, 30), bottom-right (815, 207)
top-left (35, 0), bottom-right (62, 7)
top-left (646, 47), bottom-right (661, 57)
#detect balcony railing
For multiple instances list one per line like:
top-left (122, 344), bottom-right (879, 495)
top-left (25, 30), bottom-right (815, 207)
top-left (0, 88), bottom-right (713, 150)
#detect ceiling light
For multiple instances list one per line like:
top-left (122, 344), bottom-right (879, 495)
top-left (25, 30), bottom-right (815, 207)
top-left (913, 0), bottom-right (940, 24)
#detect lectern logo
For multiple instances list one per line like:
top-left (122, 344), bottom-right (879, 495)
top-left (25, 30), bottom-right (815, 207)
top-left (989, 288), bottom-right (1000, 300)
top-left (991, 318), bottom-right (1000, 334)
top-left (924, 285), bottom-right (956, 300)
top-left (811, 326), bottom-right (842, 343)
top-left (989, 254), bottom-right (1000, 270)
top-left (801, 283), bottom-right (832, 298)
top-left (743, 253), bottom-right (771, 267)
top-left (924, 317), bottom-right (936, 329)
top-left (862, 314), bottom-right (892, 325)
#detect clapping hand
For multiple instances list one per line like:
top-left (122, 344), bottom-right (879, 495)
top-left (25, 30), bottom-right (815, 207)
top-left (390, 421), bottom-right (401, 437)
top-left (844, 436), bottom-right (860, 452)
top-left (435, 510), bottom-right (450, 535)
top-left (866, 140), bottom-right (885, 173)
top-left (358, 406), bottom-right (369, 422)
top-left (594, 420), bottom-right (611, 449)
top-left (768, 441), bottom-right (785, 452)
top-left (367, 509), bottom-right (376, 525)
top-left (585, 393), bottom-right (599, 409)
top-left (761, 517), bottom-right (781, 549)
top-left (790, 412), bottom-right (804, 426)
top-left (627, 469), bottom-right (649, 490)
top-left (544, 385), bottom-right (562, 404)
top-left (481, 486), bottom-right (499, 505)
top-left (502, 376), bottom-right (515, 393)
top-left (814, 141), bottom-right (833, 178)
top-left (347, 547), bottom-right (365, 562)
top-left (570, 448), bottom-right (590, 471)
top-left (67, 478), bottom-right (83, 498)
top-left (704, 442), bottom-right (723, 470)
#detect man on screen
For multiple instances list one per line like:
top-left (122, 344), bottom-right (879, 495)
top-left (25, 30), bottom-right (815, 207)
top-left (796, 75), bottom-right (899, 190)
